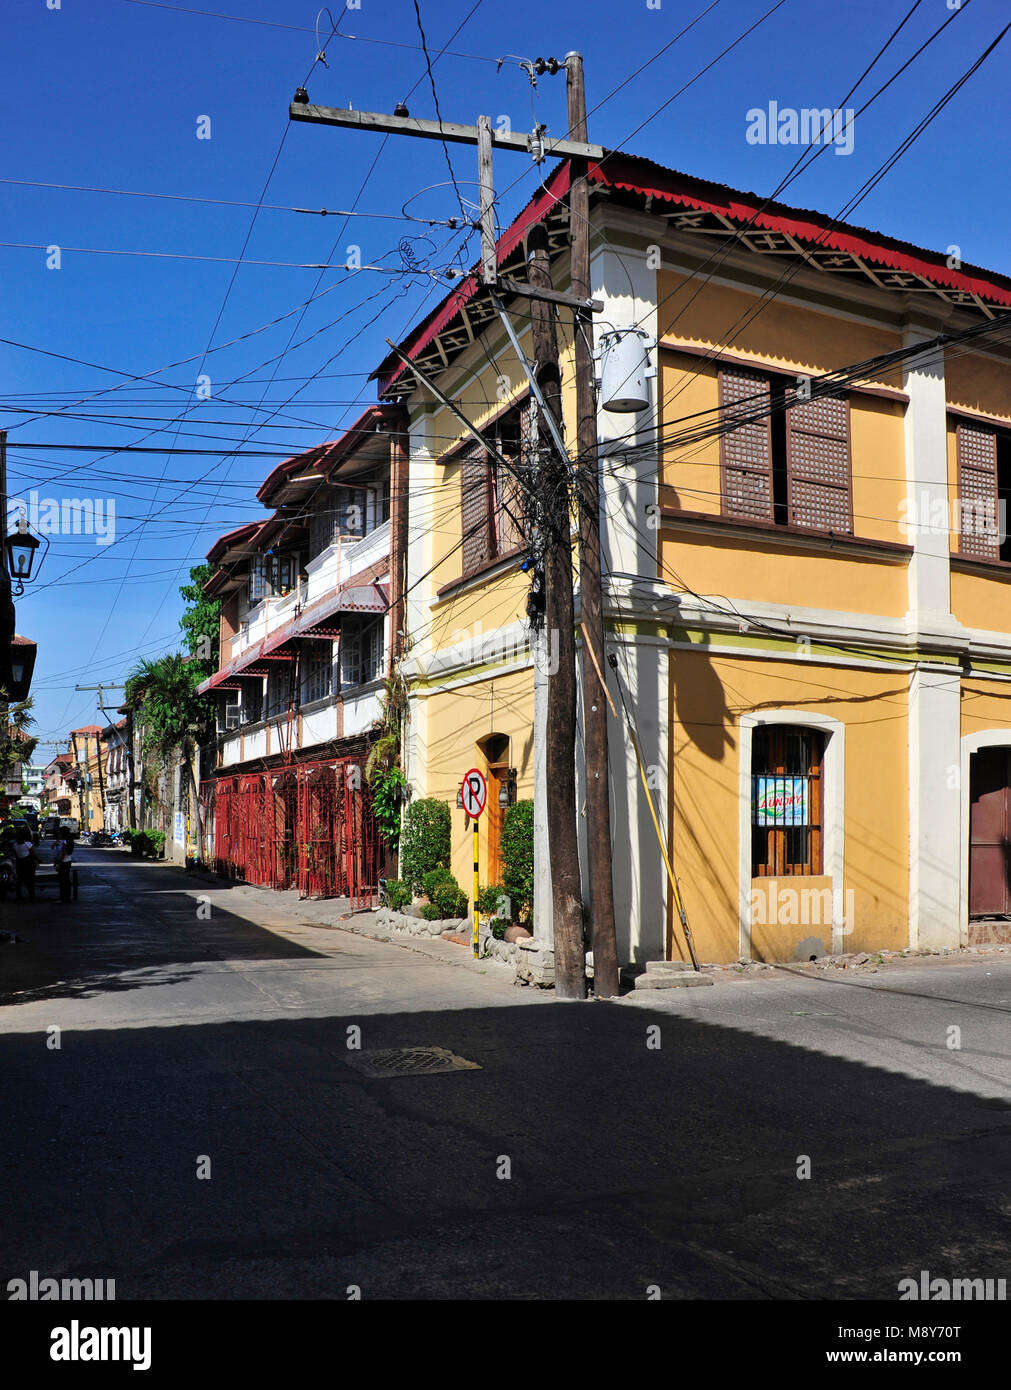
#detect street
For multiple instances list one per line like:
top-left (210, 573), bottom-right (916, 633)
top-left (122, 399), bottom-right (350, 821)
top-left (2, 848), bottom-right (1009, 1300)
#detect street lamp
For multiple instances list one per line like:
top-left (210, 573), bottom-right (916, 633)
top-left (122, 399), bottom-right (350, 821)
top-left (5, 635), bottom-right (37, 701)
top-left (4, 515), bottom-right (42, 596)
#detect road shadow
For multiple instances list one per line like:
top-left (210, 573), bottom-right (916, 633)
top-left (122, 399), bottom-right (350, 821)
top-left (1, 997), bottom-right (1008, 1299)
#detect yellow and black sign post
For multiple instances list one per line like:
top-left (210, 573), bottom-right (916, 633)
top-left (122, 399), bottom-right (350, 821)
top-left (461, 769), bottom-right (487, 960)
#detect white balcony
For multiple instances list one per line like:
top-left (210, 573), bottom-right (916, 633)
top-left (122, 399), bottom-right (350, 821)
top-left (304, 520), bottom-right (390, 607)
top-left (227, 524), bottom-right (389, 666)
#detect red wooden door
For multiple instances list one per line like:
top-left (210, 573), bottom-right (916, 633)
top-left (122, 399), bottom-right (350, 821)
top-left (969, 747), bottom-right (1011, 917)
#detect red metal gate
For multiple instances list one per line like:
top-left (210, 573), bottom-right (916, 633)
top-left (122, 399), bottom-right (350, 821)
top-left (201, 756), bottom-right (379, 907)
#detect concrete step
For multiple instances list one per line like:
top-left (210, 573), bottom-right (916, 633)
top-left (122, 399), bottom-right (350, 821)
top-left (646, 959), bottom-right (694, 974)
top-left (634, 971), bottom-right (713, 990)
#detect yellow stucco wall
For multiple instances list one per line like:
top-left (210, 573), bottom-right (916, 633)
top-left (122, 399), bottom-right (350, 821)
top-left (657, 270), bottom-right (904, 389)
top-left (659, 528), bottom-right (909, 618)
top-left (669, 649), bottom-right (909, 963)
top-left (961, 681), bottom-right (1011, 739)
top-left (950, 569), bottom-right (1011, 634)
top-left (946, 349), bottom-right (1011, 424)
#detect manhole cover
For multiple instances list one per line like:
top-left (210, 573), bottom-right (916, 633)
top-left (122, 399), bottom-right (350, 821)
top-left (346, 1047), bottom-right (481, 1078)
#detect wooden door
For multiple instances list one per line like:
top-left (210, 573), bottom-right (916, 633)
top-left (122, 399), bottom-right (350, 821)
top-left (486, 761), bottom-right (507, 885)
top-left (969, 747), bottom-right (1011, 917)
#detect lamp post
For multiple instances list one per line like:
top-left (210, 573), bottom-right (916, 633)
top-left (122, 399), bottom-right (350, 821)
top-left (1, 427), bottom-right (44, 701)
top-left (4, 516), bottom-right (41, 596)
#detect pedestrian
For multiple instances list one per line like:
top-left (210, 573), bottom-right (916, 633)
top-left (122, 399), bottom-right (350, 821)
top-left (53, 827), bottom-right (75, 903)
top-left (12, 826), bottom-right (39, 901)
top-left (0, 840), bottom-right (14, 902)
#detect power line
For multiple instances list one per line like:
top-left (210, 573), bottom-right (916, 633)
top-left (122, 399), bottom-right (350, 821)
top-left (0, 175), bottom-right (462, 225)
top-left (119, 0), bottom-right (507, 64)
top-left (0, 240), bottom-right (454, 273)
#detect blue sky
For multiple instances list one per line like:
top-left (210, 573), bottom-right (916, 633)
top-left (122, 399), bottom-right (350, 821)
top-left (3, 0), bottom-right (1008, 744)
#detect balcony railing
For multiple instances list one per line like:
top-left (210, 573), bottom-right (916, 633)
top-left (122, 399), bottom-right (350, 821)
top-left (228, 520), bottom-right (392, 663)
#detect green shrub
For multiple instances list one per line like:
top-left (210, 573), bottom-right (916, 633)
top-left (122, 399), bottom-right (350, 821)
top-left (145, 829), bottom-right (165, 858)
top-left (475, 883), bottom-right (505, 915)
top-left (501, 800), bottom-right (534, 922)
top-left (382, 878), bottom-right (411, 911)
top-left (422, 864), bottom-right (455, 899)
top-left (371, 766), bottom-right (407, 848)
top-left (400, 798), bottom-right (451, 893)
top-left (432, 880), bottom-right (468, 919)
top-left (421, 903), bottom-right (442, 922)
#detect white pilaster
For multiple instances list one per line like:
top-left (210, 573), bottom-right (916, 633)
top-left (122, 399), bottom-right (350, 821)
top-left (902, 319), bottom-right (953, 626)
top-left (591, 229), bottom-right (659, 584)
top-left (908, 666), bottom-right (961, 949)
top-left (902, 316), bottom-right (963, 950)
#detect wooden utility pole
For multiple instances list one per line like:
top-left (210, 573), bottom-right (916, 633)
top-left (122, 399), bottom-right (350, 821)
top-left (77, 681), bottom-right (125, 830)
top-left (565, 52), bottom-right (619, 998)
top-left (290, 81), bottom-right (598, 998)
top-left (527, 221), bottom-right (586, 999)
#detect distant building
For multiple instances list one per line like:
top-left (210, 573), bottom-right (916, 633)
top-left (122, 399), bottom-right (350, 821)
top-left (101, 719), bottom-right (131, 831)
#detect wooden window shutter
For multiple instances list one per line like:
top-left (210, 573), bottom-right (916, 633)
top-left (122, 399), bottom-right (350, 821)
top-left (720, 369), bottom-right (774, 521)
top-left (461, 447), bottom-right (494, 574)
top-left (956, 422), bottom-right (999, 561)
top-left (786, 392), bottom-right (852, 533)
top-left (495, 460), bottom-right (524, 553)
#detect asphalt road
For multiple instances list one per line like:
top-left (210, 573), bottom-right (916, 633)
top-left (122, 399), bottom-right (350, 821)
top-left (2, 847), bottom-right (1010, 1300)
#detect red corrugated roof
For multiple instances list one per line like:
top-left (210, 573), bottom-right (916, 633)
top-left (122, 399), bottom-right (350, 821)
top-left (589, 152), bottom-right (1011, 305)
top-left (374, 151), bottom-right (1011, 395)
top-left (205, 521), bottom-right (261, 566)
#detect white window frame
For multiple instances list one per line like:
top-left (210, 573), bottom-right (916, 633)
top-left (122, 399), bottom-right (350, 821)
top-left (737, 711), bottom-right (845, 959)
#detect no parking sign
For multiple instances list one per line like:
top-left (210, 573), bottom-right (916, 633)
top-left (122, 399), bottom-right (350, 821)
top-left (460, 769), bottom-right (487, 819)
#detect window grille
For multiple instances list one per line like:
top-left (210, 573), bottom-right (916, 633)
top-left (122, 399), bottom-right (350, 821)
top-left (751, 726), bottom-right (824, 875)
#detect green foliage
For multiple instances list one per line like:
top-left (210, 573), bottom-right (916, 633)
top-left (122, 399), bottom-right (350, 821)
top-left (382, 878), bottom-right (411, 911)
top-left (0, 696), bottom-right (37, 786)
top-left (490, 918), bottom-right (509, 941)
top-left (502, 799), bottom-right (534, 922)
top-left (178, 564), bottom-right (220, 673)
top-left (370, 766), bottom-right (406, 848)
top-left (476, 883), bottom-right (505, 915)
top-left (399, 798), bottom-right (451, 894)
top-left (432, 881), bottom-right (468, 919)
top-left (420, 903), bottom-right (442, 922)
top-left (144, 829), bottom-right (166, 858)
top-left (126, 653), bottom-right (214, 761)
top-left (364, 671), bottom-right (408, 848)
top-left (422, 864), bottom-right (455, 899)
top-left (124, 828), bottom-right (164, 858)
top-left (364, 731), bottom-right (398, 785)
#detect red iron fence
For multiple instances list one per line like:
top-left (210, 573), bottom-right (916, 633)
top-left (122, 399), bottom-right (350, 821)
top-left (202, 756), bottom-right (379, 908)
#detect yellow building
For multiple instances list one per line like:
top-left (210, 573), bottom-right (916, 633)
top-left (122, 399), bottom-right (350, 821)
top-left (378, 152), bottom-right (1011, 967)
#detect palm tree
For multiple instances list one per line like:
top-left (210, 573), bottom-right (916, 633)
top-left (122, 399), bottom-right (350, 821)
top-left (126, 654), bottom-right (213, 851)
